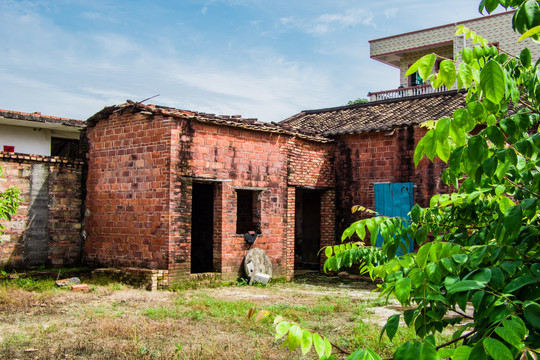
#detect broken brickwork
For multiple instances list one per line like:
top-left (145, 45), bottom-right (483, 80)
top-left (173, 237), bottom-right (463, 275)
top-left (0, 153), bottom-right (84, 268)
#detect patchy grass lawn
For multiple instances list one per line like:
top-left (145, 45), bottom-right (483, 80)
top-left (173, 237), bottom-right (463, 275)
top-left (0, 271), bottom-right (450, 359)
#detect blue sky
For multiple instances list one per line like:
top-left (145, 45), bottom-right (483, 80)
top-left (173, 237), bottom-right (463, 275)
top-left (0, 0), bottom-right (505, 122)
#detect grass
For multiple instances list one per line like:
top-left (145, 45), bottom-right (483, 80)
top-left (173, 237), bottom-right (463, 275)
top-left (0, 271), bottom-right (456, 359)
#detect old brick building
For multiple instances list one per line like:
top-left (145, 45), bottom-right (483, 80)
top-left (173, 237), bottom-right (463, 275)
top-left (83, 101), bottom-right (336, 283)
top-left (0, 110), bottom-right (85, 268)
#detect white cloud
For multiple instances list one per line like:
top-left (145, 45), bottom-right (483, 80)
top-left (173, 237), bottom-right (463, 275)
top-left (384, 8), bottom-right (398, 18)
top-left (279, 8), bottom-right (375, 35)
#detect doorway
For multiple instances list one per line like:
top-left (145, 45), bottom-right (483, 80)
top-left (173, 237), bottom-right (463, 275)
top-left (295, 189), bottom-right (322, 270)
top-left (191, 182), bottom-right (214, 273)
top-left (374, 182), bottom-right (414, 255)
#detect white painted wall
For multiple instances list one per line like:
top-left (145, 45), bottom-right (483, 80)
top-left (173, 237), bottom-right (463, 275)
top-left (0, 124), bottom-right (52, 156)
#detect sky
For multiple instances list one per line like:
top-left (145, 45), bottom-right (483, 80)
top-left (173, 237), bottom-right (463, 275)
top-left (0, 0), bottom-right (504, 122)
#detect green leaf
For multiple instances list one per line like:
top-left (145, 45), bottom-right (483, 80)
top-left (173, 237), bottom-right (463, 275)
top-left (494, 327), bottom-right (523, 349)
top-left (485, 0), bottom-right (499, 13)
top-left (285, 324), bottom-right (302, 351)
top-left (458, 63), bottom-right (474, 89)
top-left (514, 0), bottom-right (540, 36)
top-left (384, 314), bottom-right (400, 341)
top-left (435, 118), bottom-right (450, 142)
top-left (480, 60), bottom-right (506, 104)
top-left (462, 48), bottom-right (473, 64)
top-left (325, 246), bottom-right (333, 258)
top-left (426, 262), bottom-right (443, 283)
top-left (518, 25), bottom-right (540, 41)
top-left (406, 54), bottom-right (437, 80)
top-left (395, 277), bottom-right (412, 305)
top-left (451, 346), bottom-right (472, 360)
top-left (275, 321), bottom-right (291, 340)
top-left (324, 338), bottom-right (332, 357)
top-left (483, 157), bottom-right (497, 177)
top-left (472, 269), bottom-right (492, 284)
top-left (447, 280), bottom-right (486, 294)
top-left (503, 205), bottom-right (522, 237)
top-left (313, 333), bottom-right (326, 358)
top-left (468, 136), bottom-right (488, 164)
top-left (504, 274), bottom-right (538, 293)
top-left (410, 204), bottom-right (422, 223)
top-left (490, 267), bottom-right (505, 290)
top-left (486, 126), bottom-right (506, 147)
top-left (483, 338), bottom-right (514, 360)
top-left (453, 254), bottom-right (467, 264)
top-left (449, 119), bottom-right (467, 146)
top-left (502, 317), bottom-right (527, 339)
top-left (519, 48), bottom-right (532, 68)
top-left (504, 148), bottom-right (517, 166)
top-left (439, 60), bottom-right (457, 88)
top-left (467, 102), bottom-right (486, 125)
top-left (416, 243), bottom-right (432, 268)
top-left (414, 136), bottom-right (426, 167)
top-left (300, 330), bottom-right (313, 355)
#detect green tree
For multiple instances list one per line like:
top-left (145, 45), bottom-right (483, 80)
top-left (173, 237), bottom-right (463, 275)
top-left (0, 166), bottom-right (21, 235)
top-left (250, 1), bottom-right (540, 359)
top-left (347, 98), bottom-right (369, 105)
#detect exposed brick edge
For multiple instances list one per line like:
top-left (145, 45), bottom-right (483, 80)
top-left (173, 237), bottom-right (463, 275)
top-left (0, 151), bottom-right (84, 165)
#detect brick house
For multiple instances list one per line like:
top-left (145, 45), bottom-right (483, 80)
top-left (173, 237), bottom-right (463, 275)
top-left (83, 101), bottom-right (336, 283)
top-left (0, 109), bottom-right (85, 268)
top-left (282, 91), bottom-right (467, 237)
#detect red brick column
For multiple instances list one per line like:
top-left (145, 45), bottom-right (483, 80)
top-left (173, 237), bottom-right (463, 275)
top-left (320, 189), bottom-right (335, 271)
top-left (286, 186), bottom-right (295, 280)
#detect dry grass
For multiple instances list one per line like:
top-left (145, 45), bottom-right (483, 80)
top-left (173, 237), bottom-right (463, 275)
top-left (0, 272), bottom-right (445, 360)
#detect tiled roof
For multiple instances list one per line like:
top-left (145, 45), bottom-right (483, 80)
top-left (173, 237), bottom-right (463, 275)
top-left (0, 109), bottom-right (85, 128)
top-left (280, 91), bottom-right (467, 136)
top-left (87, 100), bottom-right (333, 143)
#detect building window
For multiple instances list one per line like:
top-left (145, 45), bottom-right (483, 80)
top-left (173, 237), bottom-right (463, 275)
top-left (408, 71), bottom-right (424, 87)
top-left (51, 137), bottom-right (80, 159)
top-left (236, 190), bottom-right (261, 234)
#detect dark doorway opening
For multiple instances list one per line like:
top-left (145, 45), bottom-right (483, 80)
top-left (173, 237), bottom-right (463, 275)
top-left (295, 189), bottom-right (321, 270)
top-left (191, 182), bottom-right (214, 273)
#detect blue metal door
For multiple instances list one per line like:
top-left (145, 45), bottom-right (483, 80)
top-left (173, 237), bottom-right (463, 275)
top-left (374, 182), bottom-right (414, 254)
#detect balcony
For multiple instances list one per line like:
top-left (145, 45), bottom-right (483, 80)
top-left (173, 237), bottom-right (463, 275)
top-left (368, 84), bottom-right (448, 102)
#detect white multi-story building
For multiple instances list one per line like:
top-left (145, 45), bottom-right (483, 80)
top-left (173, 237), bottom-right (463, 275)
top-left (368, 11), bottom-right (539, 101)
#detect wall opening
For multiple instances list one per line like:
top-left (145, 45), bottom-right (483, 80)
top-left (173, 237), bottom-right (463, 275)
top-left (191, 182), bottom-right (215, 273)
top-left (295, 189), bottom-right (321, 270)
top-left (236, 190), bottom-right (261, 234)
top-left (51, 137), bottom-right (80, 159)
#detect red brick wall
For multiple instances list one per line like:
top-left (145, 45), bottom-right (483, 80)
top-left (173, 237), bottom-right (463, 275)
top-left (287, 138), bottom-right (335, 188)
top-left (84, 112), bottom-right (173, 269)
top-left (0, 155), bottom-right (83, 268)
top-left (168, 119), bottom-right (291, 280)
top-left (85, 112), bottom-right (337, 281)
top-left (335, 126), bottom-right (448, 235)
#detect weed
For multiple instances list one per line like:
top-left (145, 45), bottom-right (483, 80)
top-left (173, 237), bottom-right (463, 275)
top-left (110, 283), bottom-right (123, 291)
top-left (141, 306), bottom-right (181, 320)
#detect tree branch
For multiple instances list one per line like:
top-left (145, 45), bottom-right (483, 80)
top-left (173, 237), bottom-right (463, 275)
top-left (436, 330), bottom-right (476, 350)
top-left (504, 177), bottom-right (540, 198)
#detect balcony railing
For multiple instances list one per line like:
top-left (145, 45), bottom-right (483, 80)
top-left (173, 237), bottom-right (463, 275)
top-left (368, 84), bottom-right (448, 102)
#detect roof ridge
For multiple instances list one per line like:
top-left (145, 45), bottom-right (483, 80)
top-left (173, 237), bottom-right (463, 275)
top-left (299, 89), bottom-right (462, 116)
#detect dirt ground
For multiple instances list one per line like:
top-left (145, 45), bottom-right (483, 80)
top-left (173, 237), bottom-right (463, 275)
top-left (0, 271), bottom-right (407, 360)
